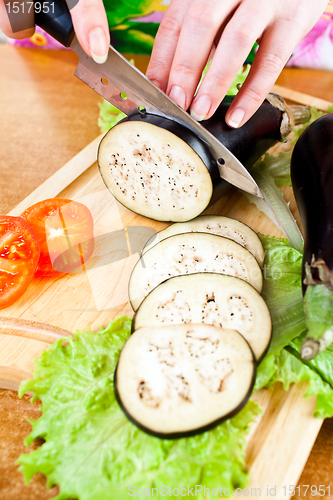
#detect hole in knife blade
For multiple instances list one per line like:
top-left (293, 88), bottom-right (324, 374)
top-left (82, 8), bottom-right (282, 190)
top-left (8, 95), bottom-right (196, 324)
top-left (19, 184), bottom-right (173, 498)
top-left (120, 92), bottom-right (128, 100)
top-left (138, 106), bottom-right (146, 114)
top-left (101, 77), bottom-right (109, 86)
top-left (217, 158), bottom-right (225, 166)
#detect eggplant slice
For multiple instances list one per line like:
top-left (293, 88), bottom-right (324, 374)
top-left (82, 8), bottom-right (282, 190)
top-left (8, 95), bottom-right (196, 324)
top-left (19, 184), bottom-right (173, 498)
top-left (98, 98), bottom-right (310, 223)
top-left (115, 323), bottom-right (255, 438)
top-left (98, 119), bottom-right (213, 222)
top-left (143, 214), bottom-right (264, 267)
top-left (129, 232), bottom-right (263, 311)
top-left (133, 273), bottom-right (271, 361)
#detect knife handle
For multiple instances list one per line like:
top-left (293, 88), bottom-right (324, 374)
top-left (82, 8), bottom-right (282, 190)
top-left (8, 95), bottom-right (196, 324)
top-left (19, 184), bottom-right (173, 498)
top-left (35, 0), bottom-right (74, 47)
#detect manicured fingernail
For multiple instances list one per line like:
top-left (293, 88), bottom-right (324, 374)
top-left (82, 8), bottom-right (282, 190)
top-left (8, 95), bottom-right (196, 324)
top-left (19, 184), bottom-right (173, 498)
top-left (169, 85), bottom-right (186, 109)
top-left (151, 79), bottom-right (162, 90)
top-left (190, 95), bottom-right (212, 121)
top-left (227, 108), bottom-right (245, 128)
top-left (88, 27), bottom-right (109, 64)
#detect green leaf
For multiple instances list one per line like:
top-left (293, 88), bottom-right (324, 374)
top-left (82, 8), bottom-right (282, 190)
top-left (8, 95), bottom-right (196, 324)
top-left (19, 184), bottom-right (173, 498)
top-left (269, 348), bottom-right (333, 419)
top-left (255, 235), bottom-right (333, 418)
top-left (98, 101), bottom-right (126, 133)
top-left (303, 285), bottom-right (333, 341)
top-left (111, 27), bottom-right (156, 54)
top-left (242, 162), bottom-right (303, 252)
top-left (18, 316), bottom-right (260, 500)
top-left (226, 65), bottom-right (251, 95)
top-left (255, 151), bottom-right (292, 187)
top-left (254, 235), bottom-right (306, 390)
top-left (103, 0), bottom-right (156, 27)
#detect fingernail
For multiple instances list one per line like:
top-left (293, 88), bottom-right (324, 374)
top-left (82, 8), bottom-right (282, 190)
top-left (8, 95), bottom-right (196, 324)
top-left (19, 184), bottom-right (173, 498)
top-left (150, 79), bottom-right (162, 90)
top-left (227, 108), bottom-right (245, 128)
top-left (88, 27), bottom-right (109, 64)
top-left (169, 85), bottom-right (186, 109)
top-left (190, 95), bottom-right (212, 121)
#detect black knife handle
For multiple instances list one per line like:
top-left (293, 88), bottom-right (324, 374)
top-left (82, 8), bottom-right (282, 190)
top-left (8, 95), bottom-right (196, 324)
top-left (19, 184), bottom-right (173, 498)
top-left (35, 0), bottom-right (74, 47)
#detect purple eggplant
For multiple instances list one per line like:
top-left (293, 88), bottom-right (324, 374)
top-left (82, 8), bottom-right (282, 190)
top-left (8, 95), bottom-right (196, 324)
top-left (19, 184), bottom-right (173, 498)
top-left (98, 93), bottom-right (310, 222)
top-left (291, 113), bottom-right (333, 359)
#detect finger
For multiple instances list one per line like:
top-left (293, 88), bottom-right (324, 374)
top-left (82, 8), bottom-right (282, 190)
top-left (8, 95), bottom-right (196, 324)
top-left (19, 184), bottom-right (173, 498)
top-left (69, 0), bottom-right (110, 64)
top-left (146, 0), bottom-right (192, 92)
top-left (225, 22), bottom-right (302, 128)
top-left (166, 0), bottom-right (239, 111)
top-left (190, 0), bottom-right (272, 121)
top-left (0, 0), bottom-right (34, 39)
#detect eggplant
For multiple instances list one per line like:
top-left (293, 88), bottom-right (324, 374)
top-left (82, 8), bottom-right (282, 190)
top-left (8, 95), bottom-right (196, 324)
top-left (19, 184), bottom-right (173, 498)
top-left (98, 94), bottom-right (310, 222)
top-left (133, 273), bottom-right (272, 362)
top-left (142, 214), bottom-right (265, 267)
top-left (291, 113), bottom-right (333, 359)
top-left (129, 232), bottom-right (263, 311)
top-left (115, 323), bottom-right (256, 438)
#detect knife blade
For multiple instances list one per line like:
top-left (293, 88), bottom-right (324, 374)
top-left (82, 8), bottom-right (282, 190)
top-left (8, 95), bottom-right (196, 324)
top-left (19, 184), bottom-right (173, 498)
top-left (35, 0), bottom-right (263, 198)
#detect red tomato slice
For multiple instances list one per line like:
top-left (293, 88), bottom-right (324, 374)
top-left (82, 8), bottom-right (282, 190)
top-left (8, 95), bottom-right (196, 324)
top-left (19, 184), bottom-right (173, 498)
top-left (21, 199), bottom-right (94, 276)
top-left (0, 216), bottom-right (40, 309)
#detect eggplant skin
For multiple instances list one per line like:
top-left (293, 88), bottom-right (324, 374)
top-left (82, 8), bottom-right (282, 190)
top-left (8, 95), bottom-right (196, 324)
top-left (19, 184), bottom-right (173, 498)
top-left (202, 96), bottom-right (283, 204)
top-left (291, 113), bottom-right (333, 291)
top-left (125, 99), bottom-right (283, 206)
top-left (98, 97), bottom-right (285, 223)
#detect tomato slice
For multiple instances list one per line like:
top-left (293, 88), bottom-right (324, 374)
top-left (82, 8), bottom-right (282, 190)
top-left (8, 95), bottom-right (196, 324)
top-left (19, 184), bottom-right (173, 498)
top-left (0, 216), bottom-right (40, 309)
top-left (21, 199), bottom-right (94, 276)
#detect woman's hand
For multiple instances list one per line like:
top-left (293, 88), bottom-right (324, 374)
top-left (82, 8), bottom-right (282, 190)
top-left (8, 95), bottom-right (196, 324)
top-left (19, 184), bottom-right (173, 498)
top-left (147, 0), bottom-right (328, 127)
top-left (0, 0), bottom-right (110, 63)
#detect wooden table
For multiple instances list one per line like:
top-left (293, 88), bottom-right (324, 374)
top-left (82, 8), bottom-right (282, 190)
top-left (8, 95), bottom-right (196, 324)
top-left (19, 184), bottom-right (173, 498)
top-left (0, 44), bottom-right (332, 499)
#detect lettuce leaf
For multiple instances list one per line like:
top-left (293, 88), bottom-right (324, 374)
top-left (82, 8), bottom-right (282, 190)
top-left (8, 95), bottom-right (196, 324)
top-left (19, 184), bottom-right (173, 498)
top-left (266, 348), bottom-right (333, 419)
top-left (242, 156), bottom-right (303, 252)
top-left (254, 234), bottom-right (306, 390)
top-left (18, 316), bottom-right (260, 500)
top-left (255, 235), bottom-right (333, 418)
top-left (259, 234), bottom-right (305, 355)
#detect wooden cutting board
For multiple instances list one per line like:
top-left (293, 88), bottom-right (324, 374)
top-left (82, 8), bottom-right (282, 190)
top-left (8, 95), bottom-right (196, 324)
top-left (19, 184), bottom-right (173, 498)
top-left (0, 87), bottom-right (331, 499)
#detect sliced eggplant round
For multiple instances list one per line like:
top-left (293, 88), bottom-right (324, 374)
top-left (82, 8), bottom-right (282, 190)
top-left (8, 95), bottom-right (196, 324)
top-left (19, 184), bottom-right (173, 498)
top-left (129, 232), bottom-right (263, 311)
top-left (115, 323), bottom-right (256, 438)
top-left (98, 118), bottom-right (214, 222)
top-left (133, 273), bottom-right (271, 361)
top-left (142, 214), bottom-right (264, 267)
top-left (98, 96), bottom-right (310, 222)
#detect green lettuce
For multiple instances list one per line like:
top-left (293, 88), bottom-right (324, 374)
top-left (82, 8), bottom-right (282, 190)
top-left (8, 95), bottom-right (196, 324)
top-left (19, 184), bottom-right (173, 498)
top-left (264, 347), bottom-right (333, 419)
top-left (254, 235), bottom-right (333, 419)
top-left (254, 234), bottom-right (306, 389)
top-left (17, 236), bottom-right (333, 498)
top-left (242, 155), bottom-right (303, 253)
top-left (18, 316), bottom-right (260, 500)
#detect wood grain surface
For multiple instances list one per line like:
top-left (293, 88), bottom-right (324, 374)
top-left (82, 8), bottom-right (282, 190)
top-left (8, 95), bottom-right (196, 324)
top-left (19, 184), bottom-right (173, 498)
top-left (0, 44), bottom-right (332, 499)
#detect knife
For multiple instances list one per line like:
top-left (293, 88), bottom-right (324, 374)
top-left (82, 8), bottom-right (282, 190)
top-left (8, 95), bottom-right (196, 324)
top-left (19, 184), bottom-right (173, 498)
top-left (35, 0), bottom-right (263, 198)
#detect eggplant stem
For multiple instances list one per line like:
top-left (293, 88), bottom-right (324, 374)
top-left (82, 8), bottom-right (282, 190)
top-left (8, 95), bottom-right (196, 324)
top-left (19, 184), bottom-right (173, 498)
top-left (301, 339), bottom-right (319, 360)
top-left (266, 92), bottom-right (311, 139)
top-left (288, 105), bottom-right (312, 126)
top-left (301, 328), bottom-right (333, 360)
